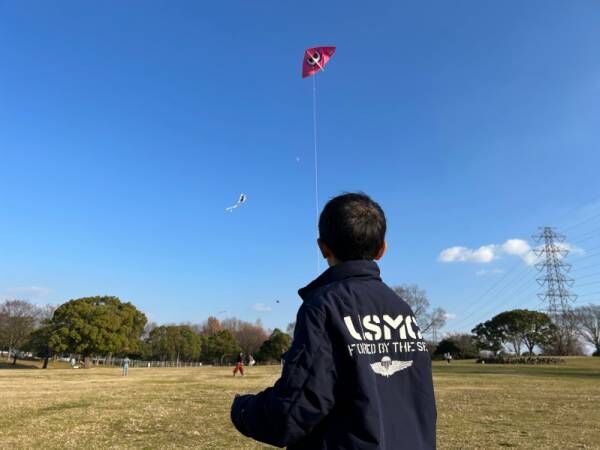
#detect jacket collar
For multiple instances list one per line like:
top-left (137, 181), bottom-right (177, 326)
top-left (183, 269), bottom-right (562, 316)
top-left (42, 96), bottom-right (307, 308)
top-left (298, 260), bottom-right (381, 300)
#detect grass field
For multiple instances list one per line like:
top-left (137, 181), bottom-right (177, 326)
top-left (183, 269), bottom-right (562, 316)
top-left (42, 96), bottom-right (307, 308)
top-left (1, 358), bottom-right (599, 449)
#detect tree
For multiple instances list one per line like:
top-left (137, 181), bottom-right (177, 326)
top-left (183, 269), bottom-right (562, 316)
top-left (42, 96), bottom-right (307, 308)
top-left (146, 325), bottom-right (202, 362)
top-left (517, 310), bottom-right (555, 355)
top-left (202, 329), bottom-right (240, 364)
top-left (575, 304), bottom-right (600, 356)
top-left (256, 329), bottom-right (291, 362)
top-left (235, 323), bottom-right (268, 356)
top-left (201, 316), bottom-right (222, 335)
top-left (442, 333), bottom-right (479, 359)
top-left (472, 321), bottom-right (503, 355)
top-left (489, 310), bottom-right (526, 355)
top-left (0, 300), bottom-right (39, 364)
top-left (286, 321), bottom-right (296, 337)
top-left (221, 318), bottom-right (269, 356)
top-left (434, 338), bottom-right (460, 357)
top-left (24, 320), bottom-right (54, 368)
top-left (393, 285), bottom-right (446, 336)
top-left (542, 310), bottom-right (583, 356)
top-left (473, 309), bottom-right (556, 356)
top-left (48, 296), bottom-right (147, 367)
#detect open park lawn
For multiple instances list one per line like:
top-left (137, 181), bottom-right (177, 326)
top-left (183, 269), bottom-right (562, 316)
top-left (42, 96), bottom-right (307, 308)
top-left (1, 357), bottom-right (599, 449)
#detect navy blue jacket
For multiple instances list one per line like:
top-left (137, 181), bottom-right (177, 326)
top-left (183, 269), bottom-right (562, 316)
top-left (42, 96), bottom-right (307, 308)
top-left (231, 260), bottom-right (436, 449)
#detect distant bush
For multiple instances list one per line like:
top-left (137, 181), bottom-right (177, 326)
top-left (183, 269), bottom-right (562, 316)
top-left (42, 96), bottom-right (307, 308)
top-left (478, 355), bottom-right (564, 365)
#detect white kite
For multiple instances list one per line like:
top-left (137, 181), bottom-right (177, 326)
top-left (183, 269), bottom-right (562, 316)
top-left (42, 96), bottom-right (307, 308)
top-left (225, 193), bottom-right (247, 212)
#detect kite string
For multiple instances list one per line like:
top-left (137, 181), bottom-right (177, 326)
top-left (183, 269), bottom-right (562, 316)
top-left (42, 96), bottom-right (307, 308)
top-left (312, 75), bottom-right (320, 274)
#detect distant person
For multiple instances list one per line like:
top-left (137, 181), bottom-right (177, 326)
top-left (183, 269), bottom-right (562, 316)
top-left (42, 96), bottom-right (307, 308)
top-left (248, 354), bottom-right (256, 367)
top-left (231, 193), bottom-right (436, 449)
top-left (233, 352), bottom-right (244, 376)
top-left (444, 352), bottom-right (453, 364)
top-left (122, 357), bottom-right (130, 376)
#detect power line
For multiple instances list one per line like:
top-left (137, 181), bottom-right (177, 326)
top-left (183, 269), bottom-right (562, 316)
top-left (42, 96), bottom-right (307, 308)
top-left (562, 209), bottom-right (600, 233)
top-left (574, 280), bottom-right (600, 289)
top-left (451, 265), bottom-right (537, 330)
top-left (446, 259), bottom-right (525, 324)
top-left (570, 230), bottom-right (600, 246)
top-left (571, 270), bottom-right (600, 281)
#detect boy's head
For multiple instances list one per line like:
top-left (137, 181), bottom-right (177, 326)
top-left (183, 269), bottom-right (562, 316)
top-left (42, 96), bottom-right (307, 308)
top-left (318, 193), bottom-right (387, 265)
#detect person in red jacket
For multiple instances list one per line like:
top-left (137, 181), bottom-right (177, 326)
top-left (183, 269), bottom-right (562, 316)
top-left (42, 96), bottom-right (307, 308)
top-left (233, 352), bottom-right (244, 376)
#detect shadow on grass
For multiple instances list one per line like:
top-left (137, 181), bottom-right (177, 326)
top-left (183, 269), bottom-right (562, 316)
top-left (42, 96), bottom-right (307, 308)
top-left (0, 361), bottom-right (39, 370)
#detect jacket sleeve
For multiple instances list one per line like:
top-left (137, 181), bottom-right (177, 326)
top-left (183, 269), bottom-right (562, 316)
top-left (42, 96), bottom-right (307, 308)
top-left (230, 303), bottom-right (336, 447)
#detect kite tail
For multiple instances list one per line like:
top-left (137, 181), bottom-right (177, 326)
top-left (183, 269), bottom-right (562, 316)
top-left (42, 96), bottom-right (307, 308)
top-left (312, 75), bottom-right (320, 274)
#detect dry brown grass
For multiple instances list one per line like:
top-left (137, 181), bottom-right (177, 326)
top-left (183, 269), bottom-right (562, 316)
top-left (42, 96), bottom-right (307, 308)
top-left (1, 357), bottom-right (599, 449)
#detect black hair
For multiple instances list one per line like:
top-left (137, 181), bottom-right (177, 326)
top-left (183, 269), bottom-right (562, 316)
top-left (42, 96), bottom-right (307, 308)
top-left (318, 193), bottom-right (387, 261)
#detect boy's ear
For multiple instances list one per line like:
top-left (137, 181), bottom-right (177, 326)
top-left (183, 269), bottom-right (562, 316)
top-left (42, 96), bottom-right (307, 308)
top-left (374, 240), bottom-right (387, 261)
top-left (317, 239), bottom-right (332, 259)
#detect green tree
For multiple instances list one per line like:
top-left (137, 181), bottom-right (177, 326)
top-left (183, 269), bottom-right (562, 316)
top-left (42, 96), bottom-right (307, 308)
top-left (256, 328), bottom-right (291, 362)
top-left (518, 310), bottom-right (556, 355)
top-left (48, 296), bottom-right (146, 367)
top-left (473, 309), bottom-right (556, 356)
top-left (434, 338), bottom-right (461, 357)
top-left (438, 333), bottom-right (479, 359)
top-left (201, 329), bottom-right (240, 364)
top-left (147, 325), bottom-right (202, 362)
top-left (472, 321), bottom-right (503, 355)
top-left (489, 310), bottom-right (526, 355)
top-left (24, 320), bottom-right (54, 368)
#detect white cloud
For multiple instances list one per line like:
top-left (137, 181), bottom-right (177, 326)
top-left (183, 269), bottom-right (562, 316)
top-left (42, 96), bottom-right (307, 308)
top-left (558, 242), bottom-right (585, 256)
top-left (444, 312), bottom-right (457, 320)
top-left (3, 286), bottom-right (51, 299)
top-left (438, 245), bottom-right (497, 263)
top-left (502, 239), bottom-right (530, 256)
top-left (439, 238), bottom-right (541, 266)
top-left (252, 303), bottom-right (272, 313)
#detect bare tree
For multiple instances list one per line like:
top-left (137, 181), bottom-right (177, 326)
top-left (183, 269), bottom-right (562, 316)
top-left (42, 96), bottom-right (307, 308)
top-left (222, 318), bottom-right (268, 356)
top-left (543, 310), bottom-right (584, 356)
top-left (575, 304), bottom-right (600, 356)
top-left (393, 285), bottom-right (446, 336)
top-left (286, 321), bottom-right (296, 337)
top-left (200, 316), bottom-right (222, 335)
top-left (0, 300), bottom-right (39, 364)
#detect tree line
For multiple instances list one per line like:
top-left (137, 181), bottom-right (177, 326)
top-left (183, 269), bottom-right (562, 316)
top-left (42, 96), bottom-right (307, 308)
top-left (434, 305), bottom-right (600, 359)
top-left (0, 296), bottom-right (291, 368)
top-left (0, 283), bottom-right (448, 369)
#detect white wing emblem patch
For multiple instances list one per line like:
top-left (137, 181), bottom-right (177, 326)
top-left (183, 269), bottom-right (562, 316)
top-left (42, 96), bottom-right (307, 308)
top-left (370, 356), bottom-right (413, 378)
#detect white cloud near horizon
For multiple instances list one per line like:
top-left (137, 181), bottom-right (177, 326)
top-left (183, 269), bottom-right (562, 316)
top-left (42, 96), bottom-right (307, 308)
top-left (439, 239), bottom-right (538, 265)
top-left (438, 245), bottom-right (497, 263)
top-left (252, 303), bottom-right (272, 313)
top-left (439, 238), bottom-right (584, 266)
top-left (444, 312), bottom-right (457, 320)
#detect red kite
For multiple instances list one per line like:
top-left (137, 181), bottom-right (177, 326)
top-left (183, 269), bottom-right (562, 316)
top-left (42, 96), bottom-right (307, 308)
top-left (302, 46), bottom-right (336, 78)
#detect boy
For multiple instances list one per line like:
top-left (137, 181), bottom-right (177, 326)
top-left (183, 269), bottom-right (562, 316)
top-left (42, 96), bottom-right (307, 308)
top-left (233, 352), bottom-right (244, 376)
top-left (231, 193), bottom-right (436, 449)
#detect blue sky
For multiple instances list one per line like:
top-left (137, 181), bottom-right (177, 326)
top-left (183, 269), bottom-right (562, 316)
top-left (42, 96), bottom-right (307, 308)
top-left (1, 1), bottom-right (599, 333)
